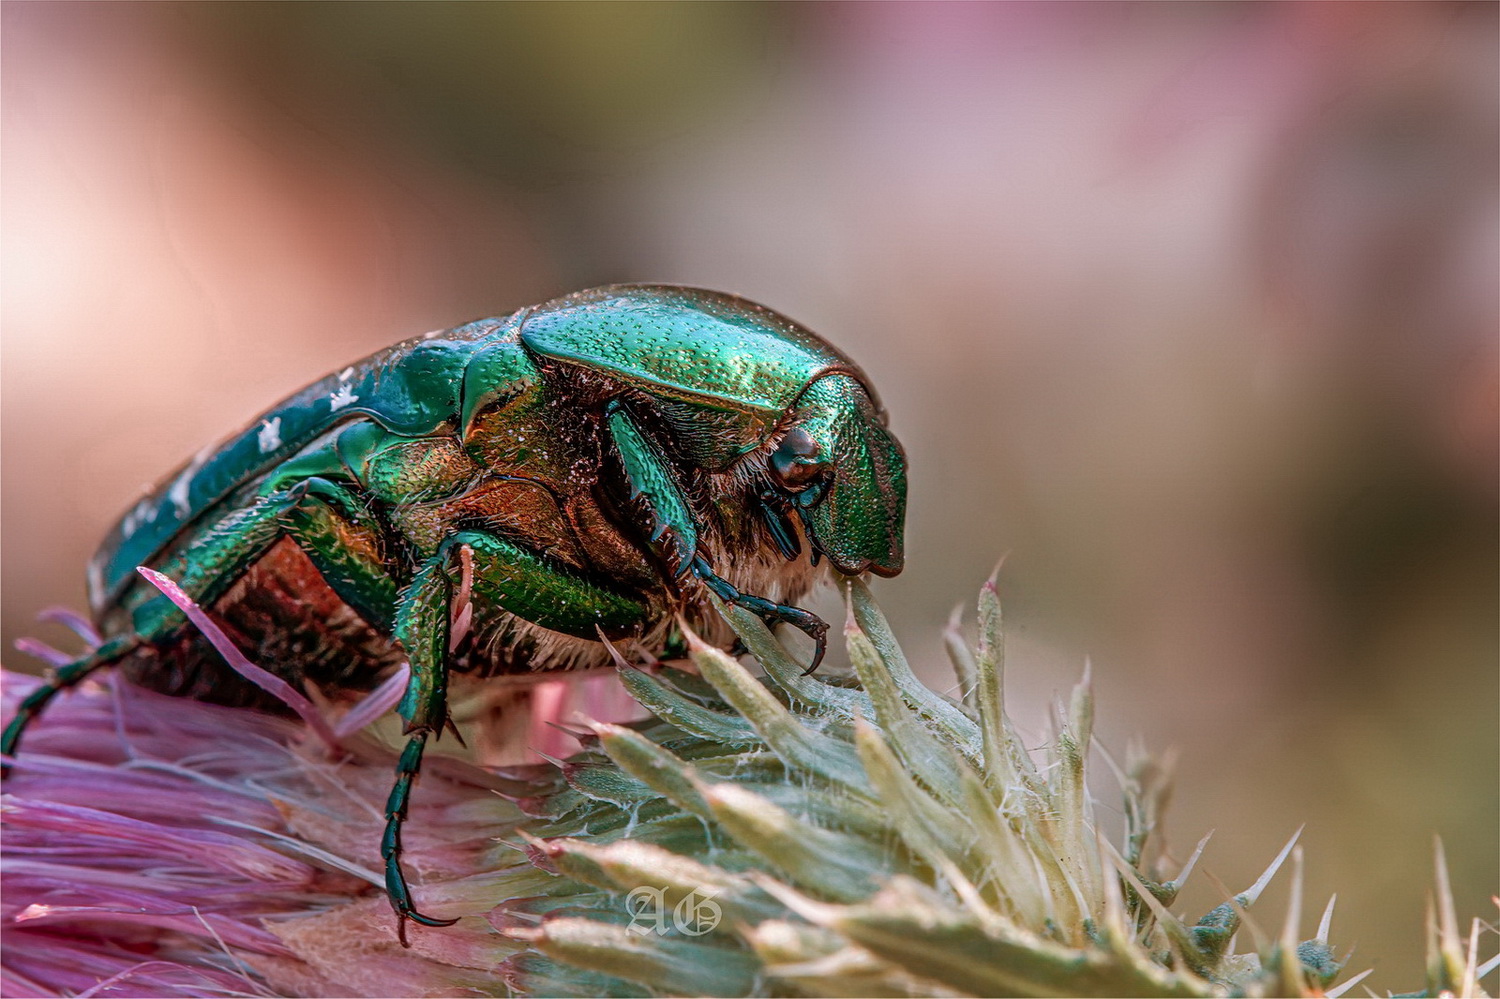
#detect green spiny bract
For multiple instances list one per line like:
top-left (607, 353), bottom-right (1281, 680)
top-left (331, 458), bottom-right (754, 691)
top-left (481, 578), bottom-right (1382, 998)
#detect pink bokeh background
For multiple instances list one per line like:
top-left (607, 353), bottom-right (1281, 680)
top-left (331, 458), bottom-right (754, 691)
top-left (4, 4), bottom-right (1494, 989)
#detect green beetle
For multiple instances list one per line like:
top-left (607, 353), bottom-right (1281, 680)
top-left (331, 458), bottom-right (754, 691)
top-left (2, 284), bottom-right (907, 939)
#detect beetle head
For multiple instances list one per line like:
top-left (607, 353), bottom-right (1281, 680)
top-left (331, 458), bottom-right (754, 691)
top-left (767, 374), bottom-right (907, 577)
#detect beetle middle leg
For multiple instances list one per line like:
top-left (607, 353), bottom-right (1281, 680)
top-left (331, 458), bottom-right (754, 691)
top-left (381, 529), bottom-right (646, 943)
top-left (383, 547), bottom-right (463, 944)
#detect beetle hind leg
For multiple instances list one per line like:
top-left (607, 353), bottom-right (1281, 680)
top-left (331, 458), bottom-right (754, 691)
top-left (1, 636), bottom-right (139, 774)
top-left (691, 556), bottom-right (829, 674)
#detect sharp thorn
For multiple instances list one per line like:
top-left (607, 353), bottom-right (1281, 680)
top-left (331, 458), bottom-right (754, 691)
top-left (1317, 894), bottom-right (1338, 944)
top-left (1241, 825), bottom-right (1303, 906)
top-left (1171, 831), bottom-right (1214, 890)
top-left (1324, 968), bottom-right (1373, 998)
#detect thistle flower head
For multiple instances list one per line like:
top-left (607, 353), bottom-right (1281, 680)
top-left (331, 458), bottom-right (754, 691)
top-left (3, 578), bottom-right (1493, 997)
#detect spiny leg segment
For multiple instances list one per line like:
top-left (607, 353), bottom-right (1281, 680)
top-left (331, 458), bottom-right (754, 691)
top-left (380, 529), bottom-right (647, 943)
top-left (384, 545), bottom-right (461, 943)
top-left (605, 404), bottom-right (829, 673)
top-left (1, 637), bottom-right (140, 773)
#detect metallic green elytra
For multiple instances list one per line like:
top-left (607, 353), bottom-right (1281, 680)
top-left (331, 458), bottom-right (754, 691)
top-left (2, 284), bottom-right (907, 942)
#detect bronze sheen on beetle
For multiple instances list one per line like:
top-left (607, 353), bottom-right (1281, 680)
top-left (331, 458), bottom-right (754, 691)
top-left (1, 285), bottom-right (908, 940)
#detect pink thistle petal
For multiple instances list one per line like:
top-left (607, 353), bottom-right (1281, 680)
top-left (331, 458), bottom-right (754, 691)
top-left (573, 671), bottom-right (647, 730)
top-left (36, 606), bottom-right (103, 648)
top-left (6, 946), bottom-right (270, 999)
top-left (73, 960), bottom-right (271, 999)
top-left (4, 798), bottom-right (317, 884)
top-left (13, 901), bottom-right (290, 956)
top-left (333, 663), bottom-right (410, 739)
top-left (12, 638), bottom-right (74, 669)
top-left (3, 665), bottom-right (531, 996)
top-left (137, 568), bottom-right (340, 749)
top-left (526, 681), bottom-right (577, 760)
top-left (1, 587), bottom-right (649, 996)
top-left (523, 673), bottom-right (648, 762)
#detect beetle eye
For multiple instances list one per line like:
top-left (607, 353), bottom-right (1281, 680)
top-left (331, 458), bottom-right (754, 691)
top-left (769, 428), bottom-right (831, 494)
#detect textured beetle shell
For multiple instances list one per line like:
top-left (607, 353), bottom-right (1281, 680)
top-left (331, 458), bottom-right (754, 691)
top-left (85, 286), bottom-right (897, 710)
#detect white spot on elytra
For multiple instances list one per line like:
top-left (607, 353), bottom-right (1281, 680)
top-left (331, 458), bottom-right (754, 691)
top-left (328, 384), bottom-right (358, 410)
top-left (159, 444), bottom-right (216, 523)
top-left (257, 417), bottom-right (283, 454)
top-left (87, 557), bottom-right (106, 604)
top-left (167, 475), bottom-right (192, 519)
top-left (121, 498), bottom-right (153, 537)
top-left (328, 375), bottom-right (359, 411)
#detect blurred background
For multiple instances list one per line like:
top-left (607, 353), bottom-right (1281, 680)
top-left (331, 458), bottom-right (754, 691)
top-left (3, 2), bottom-right (1494, 989)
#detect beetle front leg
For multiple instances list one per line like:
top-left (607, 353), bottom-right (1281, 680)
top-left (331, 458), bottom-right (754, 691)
top-left (605, 403), bottom-right (829, 671)
top-left (602, 402), bottom-right (700, 579)
top-left (691, 556), bottom-right (829, 674)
